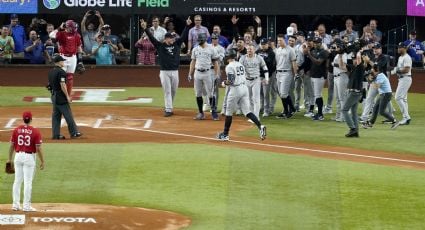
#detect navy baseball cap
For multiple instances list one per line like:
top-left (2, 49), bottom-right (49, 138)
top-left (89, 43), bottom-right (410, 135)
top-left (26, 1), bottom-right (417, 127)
top-left (331, 29), bottom-right (339, 36)
top-left (10, 14), bottom-right (19, 19)
top-left (211, 33), bottom-right (219, 39)
top-left (313, 37), bottom-right (322, 43)
top-left (260, 38), bottom-right (268, 44)
top-left (164, 32), bottom-right (175, 39)
top-left (397, 42), bottom-right (407, 48)
top-left (236, 36), bottom-right (244, 42)
top-left (296, 31), bottom-right (305, 37)
top-left (373, 43), bottom-right (382, 49)
top-left (410, 30), bottom-right (416, 35)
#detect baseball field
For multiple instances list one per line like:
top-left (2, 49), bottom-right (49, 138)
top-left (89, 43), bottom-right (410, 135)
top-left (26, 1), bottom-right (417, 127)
top-left (0, 83), bottom-right (424, 229)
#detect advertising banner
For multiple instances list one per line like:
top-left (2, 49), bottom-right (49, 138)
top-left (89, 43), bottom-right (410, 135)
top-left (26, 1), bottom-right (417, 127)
top-left (37, 0), bottom-right (406, 15)
top-left (407, 0), bottom-right (425, 17)
top-left (0, 0), bottom-right (37, 14)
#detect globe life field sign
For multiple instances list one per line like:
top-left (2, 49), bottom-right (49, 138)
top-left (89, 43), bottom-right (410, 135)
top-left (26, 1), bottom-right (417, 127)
top-left (137, 0), bottom-right (168, 7)
top-left (39, 0), bottom-right (133, 13)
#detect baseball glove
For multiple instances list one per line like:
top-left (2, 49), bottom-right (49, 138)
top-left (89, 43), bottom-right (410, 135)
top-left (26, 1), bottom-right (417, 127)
top-left (5, 162), bottom-right (14, 174)
top-left (75, 62), bottom-right (86, 75)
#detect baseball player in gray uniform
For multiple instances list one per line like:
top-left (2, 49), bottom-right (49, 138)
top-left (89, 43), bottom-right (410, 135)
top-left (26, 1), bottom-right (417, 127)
top-left (331, 42), bottom-right (349, 122)
top-left (188, 33), bottom-right (220, 120)
top-left (275, 34), bottom-right (298, 119)
top-left (216, 49), bottom-right (266, 141)
top-left (240, 44), bottom-right (269, 120)
top-left (210, 33), bottom-right (225, 115)
top-left (391, 42), bottom-right (413, 125)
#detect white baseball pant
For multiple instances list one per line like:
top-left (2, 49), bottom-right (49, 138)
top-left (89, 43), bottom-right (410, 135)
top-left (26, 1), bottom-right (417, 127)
top-left (13, 152), bottom-right (36, 210)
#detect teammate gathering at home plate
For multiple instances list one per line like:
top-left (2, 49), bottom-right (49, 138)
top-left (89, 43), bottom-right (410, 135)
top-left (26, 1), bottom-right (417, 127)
top-left (4, 14), bottom-right (416, 142)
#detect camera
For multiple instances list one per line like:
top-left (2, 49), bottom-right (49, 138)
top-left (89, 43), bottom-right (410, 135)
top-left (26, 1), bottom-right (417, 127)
top-left (102, 40), bottom-right (108, 44)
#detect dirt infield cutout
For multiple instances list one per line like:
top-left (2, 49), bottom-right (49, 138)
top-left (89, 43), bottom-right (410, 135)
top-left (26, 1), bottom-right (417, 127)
top-left (0, 203), bottom-right (191, 229)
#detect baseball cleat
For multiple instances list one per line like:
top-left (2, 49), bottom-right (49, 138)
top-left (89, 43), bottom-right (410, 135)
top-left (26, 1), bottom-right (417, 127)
top-left (345, 129), bottom-right (359, 138)
top-left (71, 132), bottom-right (83, 138)
top-left (193, 113), bottom-right (205, 120)
top-left (212, 112), bottom-right (219, 121)
top-left (399, 119), bottom-right (411, 125)
top-left (164, 111), bottom-right (173, 117)
top-left (260, 125), bottom-right (267, 140)
top-left (381, 119), bottom-right (393, 124)
top-left (12, 206), bottom-right (21, 211)
top-left (216, 132), bottom-right (230, 141)
top-left (361, 121), bottom-right (373, 129)
top-left (390, 121), bottom-right (400, 129)
top-left (312, 114), bottom-right (324, 121)
top-left (304, 111), bottom-right (314, 118)
top-left (23, 207), bottom-right (37, 212)
top-left (323, 107), bottom-right (333, 114)
top-left (276, 113), bottom-right (287, 119)
top-left (262, 112), bottom-right (269, 117)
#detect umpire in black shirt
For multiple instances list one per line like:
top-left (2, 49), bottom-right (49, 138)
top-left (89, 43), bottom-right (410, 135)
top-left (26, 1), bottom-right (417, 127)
top-left (342, 52), bottom-right (370, 137)
top-left (48, 55), bottom-right (82, 139)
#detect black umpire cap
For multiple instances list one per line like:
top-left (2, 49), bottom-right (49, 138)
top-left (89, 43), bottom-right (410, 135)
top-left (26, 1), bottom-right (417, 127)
top-left (53, 54), bottom-right (66, 63)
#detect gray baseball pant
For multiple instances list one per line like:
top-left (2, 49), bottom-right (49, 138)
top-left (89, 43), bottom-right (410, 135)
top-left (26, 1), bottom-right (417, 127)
top-left (395, 76), bottom-right (412, 121)
top-left (334, 73), bottom-right (349, 119)
top-left (342, 91), bottom-right (362, 131)
top-left (160, 70), bottom-right (179, 113)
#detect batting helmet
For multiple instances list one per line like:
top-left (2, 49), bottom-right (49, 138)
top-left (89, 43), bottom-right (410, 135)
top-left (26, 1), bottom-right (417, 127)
top-left (197, 33), bottom-right (207, 43)
top-left (225, 49), bottom-right (237, 59)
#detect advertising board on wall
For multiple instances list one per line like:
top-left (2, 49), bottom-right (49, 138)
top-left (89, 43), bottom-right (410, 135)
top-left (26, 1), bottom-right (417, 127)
top-left (36, 0), bottom-right (406, 15)
top-left (407, 0), bottom-right (425, 17)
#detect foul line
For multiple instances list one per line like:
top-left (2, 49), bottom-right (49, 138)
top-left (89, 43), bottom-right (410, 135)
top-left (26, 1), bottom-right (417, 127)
top-left (100, 127), bottom-right (425, 166)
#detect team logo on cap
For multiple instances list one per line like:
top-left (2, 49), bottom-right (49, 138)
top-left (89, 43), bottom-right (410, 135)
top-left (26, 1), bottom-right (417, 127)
top-left (43, 0), bottom-right (60, 9)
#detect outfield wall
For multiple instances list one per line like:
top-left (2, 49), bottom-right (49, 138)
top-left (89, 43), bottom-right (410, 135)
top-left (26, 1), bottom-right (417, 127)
top-left (1, 65), bottom-right (424, 93)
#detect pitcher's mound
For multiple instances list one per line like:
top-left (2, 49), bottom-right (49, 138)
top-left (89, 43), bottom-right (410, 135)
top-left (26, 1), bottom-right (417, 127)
top-left (0, 203), bottom-right (191, 229)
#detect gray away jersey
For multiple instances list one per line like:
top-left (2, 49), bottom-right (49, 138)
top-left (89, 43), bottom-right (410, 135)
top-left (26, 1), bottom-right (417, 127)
top-left (225, 61), bottom-right (247, 86)
top-left (191, 44), bottom-right (219, 70)
top-left (275, 46), bottom-right (296, 70)
top-left (239, 54), bottom-right (267, 79)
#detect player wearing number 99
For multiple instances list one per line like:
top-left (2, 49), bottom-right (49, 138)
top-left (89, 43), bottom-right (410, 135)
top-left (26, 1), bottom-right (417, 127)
top-left (216, 49), bottom-right (267, 141)
top-left (7, 111), bottom-right (45, 212)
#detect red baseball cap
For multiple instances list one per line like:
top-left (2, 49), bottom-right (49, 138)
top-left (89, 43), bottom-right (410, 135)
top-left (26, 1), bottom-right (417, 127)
top-left (22, 111), bottom-right (32, 120)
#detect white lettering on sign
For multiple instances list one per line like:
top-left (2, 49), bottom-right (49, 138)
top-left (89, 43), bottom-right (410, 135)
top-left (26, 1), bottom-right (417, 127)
top-left (64, 0), bottom-right (106, 7)
top-left (109, 0), bottom-right (132, 7)
top-left (417, 0), bottom-right (424, 7)
top-left (32, 217), bottom-right (97, 223)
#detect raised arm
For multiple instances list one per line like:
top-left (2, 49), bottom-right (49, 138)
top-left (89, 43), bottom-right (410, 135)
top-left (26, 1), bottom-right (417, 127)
top-left (140, 19), bottom-right (161, 47)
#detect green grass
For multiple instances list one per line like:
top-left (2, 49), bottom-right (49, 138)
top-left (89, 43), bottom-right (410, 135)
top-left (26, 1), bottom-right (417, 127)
top-left (1, 86), bottom-right (424, 156)
top-left (0, 143), bottom-right (424, 229)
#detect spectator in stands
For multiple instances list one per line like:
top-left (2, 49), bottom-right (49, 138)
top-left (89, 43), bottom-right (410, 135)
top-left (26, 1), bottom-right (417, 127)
top-left (231, 15), bottom-right (262, 44)
top-left (101, 24), bottom-right (129, 64)
top-left (207, 25), bottom-right (229, 48)
top-left (404, 30), bottom-right (425, 67)
top-left (317, 24), bottom-right (332, 46)
top-left (0, 26), bottom-right (15, 64)
top-left (135, 32), bottom-right (156, 65)
top-left (164, 18), bottom-right (179, 38)
top-left (28, 17), bottom-right (49, 43)
top-left (369, 19), bottom-right (382, 42)
top-left (187, 15), bottom-right (210, 55)
top-left (244, 31), bottom-right (258, 49)
top-left (81, 10), bottom-right (105, 55)
top-left (150, 16), bottom-right (167, 42)
top-left (92, 32), bottom-right (116, 65)
top-left (24, 30), bottom-right (51, 64)
top-left (7, 14), bottom-right (26, 58)
top-left (45, 24), bottom-right (57, 57)
top-left (340, 18), bottom-right (358, 42)
top-left (360, 26), bottom-right (375, 44)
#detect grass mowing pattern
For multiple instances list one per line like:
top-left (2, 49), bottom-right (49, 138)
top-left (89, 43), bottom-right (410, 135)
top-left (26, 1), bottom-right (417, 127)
top-left (1, 143), bottom-right (424, 229)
